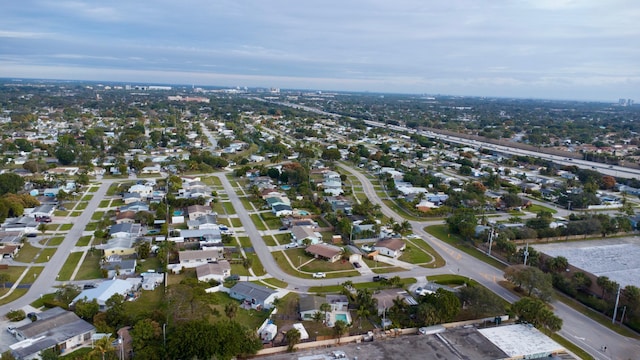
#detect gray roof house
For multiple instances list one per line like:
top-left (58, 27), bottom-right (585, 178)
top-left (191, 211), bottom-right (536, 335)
top-left (11, 307), bottom-right (95, 359)
top-left (229, 282), bottom-right (278, 310)
top-left (100, 258), bottom-right (137, 278)
top-left (299, 295), bottom-right (326, 320)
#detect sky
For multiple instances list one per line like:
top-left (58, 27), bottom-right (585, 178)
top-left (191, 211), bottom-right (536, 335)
top-left (1, 0), bottom-right (639, 101)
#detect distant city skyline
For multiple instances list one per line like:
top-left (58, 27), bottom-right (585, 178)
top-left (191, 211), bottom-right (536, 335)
top-left (1, 1), bottom-right (639, 102)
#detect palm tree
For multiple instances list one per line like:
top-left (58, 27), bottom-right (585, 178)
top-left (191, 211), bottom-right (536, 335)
top-left (319, 303), bottom-right (331, 325)
top-left (333, 320), bottom-right (349, 344)
top-left (356, 305), bottom-right (370, 329)
top-left (242, 257), bottom-right (253, 281)
top-left (90, 335), bottom-right (114, 360)
top-left (225, 302), bottom-right (238, 319)
top-left (285, 328), bottom-right (301, 352)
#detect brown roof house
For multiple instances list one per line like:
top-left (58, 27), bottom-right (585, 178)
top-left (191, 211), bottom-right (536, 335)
top-left (374, 238), bottom-right (406, 258)
top-left (305, 243), bottom-right (343, 263)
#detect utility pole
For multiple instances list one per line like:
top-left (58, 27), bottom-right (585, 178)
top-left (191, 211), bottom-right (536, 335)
top-left (523, 243), bottom-right (529, 266)
top-left (612, 286), bottom-right (621, 324)
top-left (487, 226), bottom-right (495, 257)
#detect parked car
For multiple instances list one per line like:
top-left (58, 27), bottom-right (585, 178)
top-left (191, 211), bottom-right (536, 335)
top-left (225, 274), bottom-right (240, 281)
top-left (83, 283), bottom-right (97, 289)
top-left (6, 326), bottom-right (16, 335)
top-left (353, 262), bottom-right (361, 268)
top-left (285, 243), bottom-right (297, 249)
top-left (418, 327), bottom-right (428, 335)
top-left (26, 233), bottom-right (38, 238)
top-left (373, 275), bottom-right (388, 282)
top-left (313, 272), bottom-right (326, 278)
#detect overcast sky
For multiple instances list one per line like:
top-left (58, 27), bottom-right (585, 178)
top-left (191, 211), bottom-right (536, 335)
top-left (1, 0), bottom-right (638, 101)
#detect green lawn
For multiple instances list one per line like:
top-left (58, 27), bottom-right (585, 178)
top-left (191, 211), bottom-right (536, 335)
top-left (91, 211), bottom-right (105, 220)
top-left (71, 211), bottom-right (81, 217)
top-left (261, 278), bottom-right (288, 288)
top-left (35, 248), bottom-right (57, 263)
top-left (99, 200), bottom-right (111, 208)
top-left (75, 251), bottom-right (103, 280)
top-left (274, 233), bottom-right (291, 245)
top-left (260, 212), bottom-right (284, 230)
top-left (406, 238), bottom-right (446, 268)
top-left (58, 252), bottom-right (84, 281)
top-left (76, 202), bottom-right (88, 210)
top-left (59, 223), bottom-right (73, 231)
top-left (54, 210), bottom-right (69, 217)
top-left (0, 266), bottom-right (27, 284)
top-left (246, 252), bottom-right (265, 276)
top-left (237, 236), bottom-right (252, 248)
top-left (81, 194), bottom-right (93, 201)
top-left (138, 257), bottom-right (161, 273)
top-left (308, 278), bottom-right (417, 294)
top-left (398, 242), bottom-right (434, 264)
top-left (23, 267), bottom-right (44, 284)
top-left (107, 183), bottom-right (121, 196)
top-left (14, 243), bottom-right (40, 262)
top-left (76, 236), bottom-right (92, 246)
top-left (527, 204), bottom-right (558, 215)
top-left (84, 222), bottom-right (98, 231)
top-left (229, 218), bottom-right (242, 227)
top-left (88, 186), bottom-right (99, 193)
top-left (263, 235), bottom-right (277, 247)
top-left (425, 225), bottom-right (506, 270)
top-left (49, 237), bottom-right (65, 246)
top-left (211, 202), bottom-right (225, 214)
top-left (222, 202), bottom-right (236, 215)
top-left (250, 214), bottom-right (267, 231)
top-left (240, 198), bottom-right (254, 211)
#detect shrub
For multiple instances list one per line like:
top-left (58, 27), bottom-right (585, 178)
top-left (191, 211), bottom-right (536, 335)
top-left (6, 309), bottom-right (26, 321)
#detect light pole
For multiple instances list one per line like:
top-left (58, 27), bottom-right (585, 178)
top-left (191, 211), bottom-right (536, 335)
top-left (118, 337), bottom-right (124, 360)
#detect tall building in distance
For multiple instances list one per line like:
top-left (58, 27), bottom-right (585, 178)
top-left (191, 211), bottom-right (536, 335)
top-left (619, 98), bottom-right (634, 106)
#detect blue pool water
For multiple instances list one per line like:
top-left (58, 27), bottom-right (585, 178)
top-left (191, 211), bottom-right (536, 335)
top-left (281, 185), bottom-right (292, 190)
top-left (173, 210), bottom-right (183, 216)
top-left (298, 210), bottom-right (310, 216)
top-left (335, 313), bottom-right (348, 322)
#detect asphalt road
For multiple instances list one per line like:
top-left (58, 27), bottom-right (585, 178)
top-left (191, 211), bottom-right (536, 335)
top-left (0, 180), bottom-right (115, 315)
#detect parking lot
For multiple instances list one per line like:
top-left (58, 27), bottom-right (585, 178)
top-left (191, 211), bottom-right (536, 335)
top-left (257, 326), bottom-right (508, 360)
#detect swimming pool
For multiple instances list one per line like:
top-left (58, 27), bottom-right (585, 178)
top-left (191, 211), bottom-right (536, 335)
top-left (298, 210), bottom-right (309, 216)
top-left (335, 313), bottom-right (348, 322)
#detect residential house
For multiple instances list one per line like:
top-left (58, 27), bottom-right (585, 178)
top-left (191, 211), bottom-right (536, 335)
top-left (0, 244), bottom-right (20, 258)
top-left (122, 192), bottom-right (142, 204)
top-left (299, 295), bottom-right (325, 320)
top-left (187, 204), bottom-right (213, 221)
top-left (186, 214), bottom-right (218, 230)
top-left (119, 201), bottom-right (149, 213)
top-left (28, 205), bottom-right (56, 219)
top-left (195, 260), bottom-right (231, 282)
top-left (415, 200), bottom-right (437, 212)
top-left (140, 165), bottom-right (161, 174)
top-left (374, 238), bottom-right (406, 258)
top-left (141, 272), bottom-right (164, 291)
top-left (115, 211), bottom-right (137, 225)
top-left (272, 203), bottom-right (293, 217)
top-left (1, 216), bottom-right (38, 234)
top-left (11, 307), bottom-right (95, 360)
top-left (128, 184), bottom-right (153, 197)
top-left (305, 243), bottom-right (343, 263)
top-left (70, 279), bottom-right (141, 310)
top-left (326, 294), bottom-right (349, 312)
top-left (177, 248), bottom-right (223, 271)
top-left (109, 223), bottom-right (141, 239)
top-left (179, 228), bottom-right (222, 244)
top-left (229, 282), bottom-right (278, 310)
top-left (372, 288), bottom-right (418, 315)
top-left (100, 258), bottom-right (137, 278)
top-left (291, 225), bottom-right (322, 246)
top-left (101, 237), bottom-right (136, 257)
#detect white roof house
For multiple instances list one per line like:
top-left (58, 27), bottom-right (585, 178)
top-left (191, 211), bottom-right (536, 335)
top-left (71, 279), bottom-right (140, 310)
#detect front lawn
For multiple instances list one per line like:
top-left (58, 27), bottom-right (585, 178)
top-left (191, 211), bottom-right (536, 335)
top-left (35, 248), bottom-right (57, 263)
top-left (398, 243), bottom-right (433, 264)
top-left (59, 224), bottom-right (73, 231)
top-left (91, 211), bottom-right (105, 221)
top-left (76, 236), bottom-right (92, 246)
top-left (58, 252), bottom-right (84, 281)
top-left (222, 202), bottom-right (236, 215)
top-left (250, 214), bottom-right (267, 231)
top-left (75, 251), bottom-right (103, 280)
top-left (14, 243), bottom-right (40, 262)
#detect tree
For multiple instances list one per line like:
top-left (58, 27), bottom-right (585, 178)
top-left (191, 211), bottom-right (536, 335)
top-left (0, 351), bottom-right (16, 360)
top-left (333, 320), bottom-right (349, 343)
top-left (136, 241), bottom-right (151, 259)
top-left (512, 297), bottom-right (563, 332)
top-left (356, 305), bottom-right (370, 329)
top-left (596, 276), bottom-right (619, 301)
top-left (320, 303), bottom-right (331, 324)
top-left (446, 208), bottom-right (477, 240)
top-left (504, 265), bottom-right (553, 301)
top-left (459, 285), bottom-right (505, 318)
top-left (242, 257), bottom-right (253, 281)
top-left (421, 288), bottom-right (461, 323)
top-left (74, 298), bottom-right (99, 321)
top-left (225, 302), bottom-right (238, 319)
top-left (130, 319), bottom-right (162, 360)
top-left (285, 328), bottom-right (301, 352)
top-left (571, 272), bottom-right (592, 291)
top-left (0, 173), bottom-right (24, 196)
top-left (312, 311), bottom-right (323, 323)
top-left (39, 348), bottom-right (59, 360)
top-left (0, 273), bottom-right (9, 289)
top-left (90, 335), bottom-right (115, 360)
top-left (546, 256), bottom-right (569, 273)
top-left (55, 146), bottom-right (76, 165)
top-left (321, 148), bottom-right (341, 161)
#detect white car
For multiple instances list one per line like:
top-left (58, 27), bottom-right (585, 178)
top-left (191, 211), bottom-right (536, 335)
top-left (312, 272), bottom-right (326, 278)
top-left (284, 243), bottom-right (298, 249)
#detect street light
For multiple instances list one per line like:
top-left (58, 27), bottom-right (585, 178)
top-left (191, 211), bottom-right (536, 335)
top-left (118, 338), bottom-right (124, 360)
